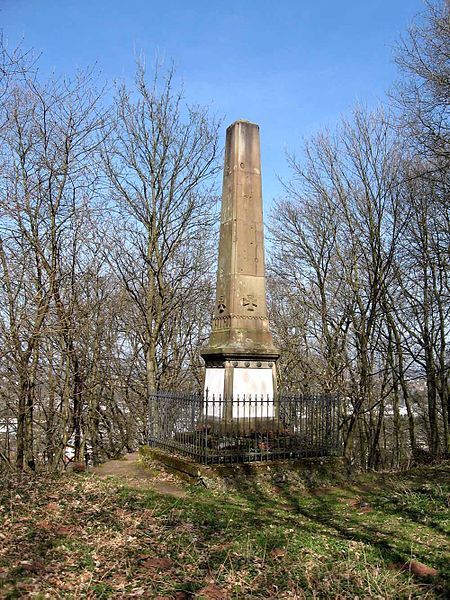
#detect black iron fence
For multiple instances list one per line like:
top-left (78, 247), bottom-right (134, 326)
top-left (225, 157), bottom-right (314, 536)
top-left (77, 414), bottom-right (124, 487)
top-left (147, 392), bottom-right (341, 464)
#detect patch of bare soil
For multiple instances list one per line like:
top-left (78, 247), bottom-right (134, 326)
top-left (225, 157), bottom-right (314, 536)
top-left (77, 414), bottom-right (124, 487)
top-left (91, 452), bottom-right (186, 497)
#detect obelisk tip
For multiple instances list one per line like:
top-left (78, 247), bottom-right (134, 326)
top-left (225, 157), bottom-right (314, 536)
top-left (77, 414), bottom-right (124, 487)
top-left (228, 119), bottom-right (259, 129)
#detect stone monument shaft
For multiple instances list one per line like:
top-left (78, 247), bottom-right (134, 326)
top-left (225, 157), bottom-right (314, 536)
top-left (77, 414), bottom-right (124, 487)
top-left (202, 120), bottom-right (278, 404)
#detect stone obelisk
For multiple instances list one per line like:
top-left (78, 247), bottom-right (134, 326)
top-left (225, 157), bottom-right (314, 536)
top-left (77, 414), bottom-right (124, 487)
top-left (201, 120), bottom-right (279, 414)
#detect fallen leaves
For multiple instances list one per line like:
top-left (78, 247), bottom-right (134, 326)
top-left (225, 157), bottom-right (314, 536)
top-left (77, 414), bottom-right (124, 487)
top-left (401, 560), bottom-right (439, 578)
top-left (36, 519), bottom-right (52, 531)
top-left (19, 559), bottom-right (46, 574)
top-left (0, 466), bottom-right (448, 599)
top-left (140, 556), bottom-right (173, 572)
top-left (269, 547), bottom-right (286, 560)
top-left (195, 583), bottom-right (229, 599)
top-left (55, 524), bottom-right (78, 536)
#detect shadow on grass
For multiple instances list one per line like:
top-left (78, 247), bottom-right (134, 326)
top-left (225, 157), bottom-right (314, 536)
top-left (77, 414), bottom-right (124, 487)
top-left (112, 461), bottom-right (450, 596)
top-left (209, 464), bottom-right (450, 594)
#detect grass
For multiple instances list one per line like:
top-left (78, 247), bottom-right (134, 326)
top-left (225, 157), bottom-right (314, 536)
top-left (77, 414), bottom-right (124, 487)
top-left (0, 462), bottom-right (448, 598)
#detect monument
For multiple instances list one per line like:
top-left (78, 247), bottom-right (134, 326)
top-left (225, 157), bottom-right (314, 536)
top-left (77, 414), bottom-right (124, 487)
top-left (201, 120), bottom-right (279, 419)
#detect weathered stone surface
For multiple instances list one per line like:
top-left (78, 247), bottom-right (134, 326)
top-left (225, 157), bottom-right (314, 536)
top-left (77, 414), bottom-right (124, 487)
top-left (140, 446), bottom-right (347, 490)
top-left (202, 120), bottom-right (279, 362)
top-left (201, 121), bottom-right (278, 406)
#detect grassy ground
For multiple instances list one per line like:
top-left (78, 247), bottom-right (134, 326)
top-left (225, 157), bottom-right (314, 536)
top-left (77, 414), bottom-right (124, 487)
top-left (0, 461), bottom-right (449, 599)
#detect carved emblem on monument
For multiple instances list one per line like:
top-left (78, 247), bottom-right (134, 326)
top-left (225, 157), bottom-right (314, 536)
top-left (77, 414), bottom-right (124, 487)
top-left (243, 294), bottom-right (257, 311)
top-left (217, 296), bottom-right (226, 313)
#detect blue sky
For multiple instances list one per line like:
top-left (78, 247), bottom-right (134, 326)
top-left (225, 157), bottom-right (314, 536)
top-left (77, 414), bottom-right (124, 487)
top-left (1, 0), bottom-right (425, 207)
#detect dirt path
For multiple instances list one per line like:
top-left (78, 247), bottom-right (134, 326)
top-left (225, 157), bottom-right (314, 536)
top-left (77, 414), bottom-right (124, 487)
top-left (91, 452), bottom-right (186, 497)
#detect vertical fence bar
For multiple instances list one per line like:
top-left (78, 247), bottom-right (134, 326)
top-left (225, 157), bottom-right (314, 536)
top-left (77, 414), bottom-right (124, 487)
top-left (265, 394), bottom-right (269, 461)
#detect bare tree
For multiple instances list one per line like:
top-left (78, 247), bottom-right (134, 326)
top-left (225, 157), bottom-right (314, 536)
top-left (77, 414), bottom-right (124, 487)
top-left (101, 63), bottom-right (220, 405)
top-left (394, 0), bottom-right (450, 170)
top-left (0, 65), bottom-right (106, 469)
top-left (393, 0), bottom-right (450, 456)
top-left (270, 109), bottom-right (409, 467)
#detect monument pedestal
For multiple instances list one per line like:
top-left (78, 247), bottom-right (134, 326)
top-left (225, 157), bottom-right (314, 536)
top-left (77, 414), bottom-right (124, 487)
top-left (204, 358), bottom-right (277, 418)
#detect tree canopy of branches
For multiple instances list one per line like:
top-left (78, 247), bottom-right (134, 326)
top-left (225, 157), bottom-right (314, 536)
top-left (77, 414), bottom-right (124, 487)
top-left (394, 0), bottom-right (450, 170)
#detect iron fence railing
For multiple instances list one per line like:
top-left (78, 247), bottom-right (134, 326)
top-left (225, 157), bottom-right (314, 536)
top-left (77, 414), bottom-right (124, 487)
top-left (147, 392), bottom-right (341, 464)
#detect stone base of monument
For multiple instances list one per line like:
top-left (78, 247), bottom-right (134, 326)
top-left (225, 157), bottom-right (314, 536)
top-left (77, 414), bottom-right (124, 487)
top-left (202, 417), bottom-right (280, 436)
top-left (140, 446), bottom-right (346, 490)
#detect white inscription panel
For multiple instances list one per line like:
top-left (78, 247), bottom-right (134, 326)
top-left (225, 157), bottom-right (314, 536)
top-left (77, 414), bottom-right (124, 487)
top-left (204, 368), bottom-right (225, 418)
top-left (232, 368), bottom-right (274, 419)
